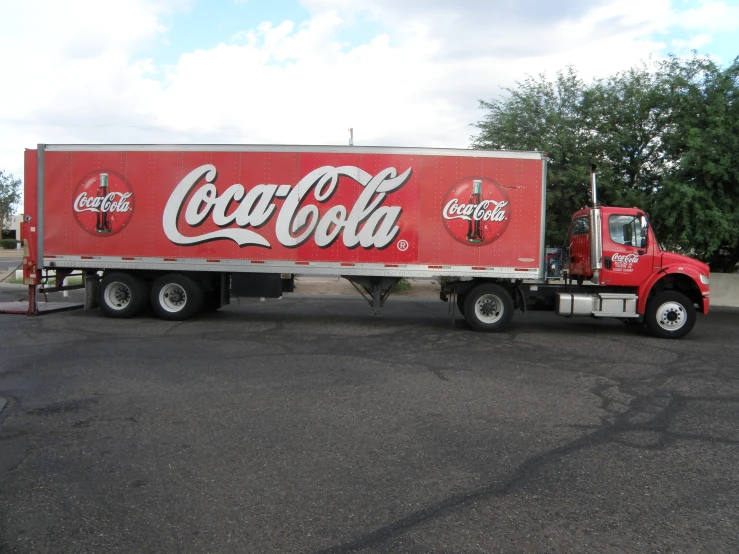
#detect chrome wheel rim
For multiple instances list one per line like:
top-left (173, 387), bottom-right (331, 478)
top-left (656, 301), bottom-right (686, 331)
top-left (104, 281), bottom-right (132, 311)
top-left (159, 283), bottom-right (187, 313)
top-left (475, 293), bottom-right (504, 324)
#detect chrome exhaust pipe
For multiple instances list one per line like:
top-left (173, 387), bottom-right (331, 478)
top-left (590, 164), bottom-right (598, 207)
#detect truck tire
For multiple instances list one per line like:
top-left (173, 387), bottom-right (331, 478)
top-left (645, 291), bottom-right (696, 339)
top-left (150, 274), bottom-right (204, 321)
top-left (463, 283), bottom-right (514, 332)
top-left (98, 272), bottom-right (148, 318)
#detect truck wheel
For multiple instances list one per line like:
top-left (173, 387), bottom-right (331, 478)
top-left (645, 291), bottom-right (696, 339)
top-left (98, 272), bottom-right (148, 318)
top-left (463, 283), bottom-right (514, 332)
top-left (150, 274), bottom-right (204, 321)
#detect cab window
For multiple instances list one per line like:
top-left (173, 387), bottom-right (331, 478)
top-left (609, 215), bottom-right (646, 247)
top-left (572, 217), bottom-right (589, 235)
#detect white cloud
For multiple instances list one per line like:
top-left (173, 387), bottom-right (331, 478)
top-left (675, 0), bottom-right (739, 31)
top-left (0, 0), bottom-right (734, 196)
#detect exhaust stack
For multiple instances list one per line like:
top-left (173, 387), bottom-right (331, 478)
top-left (588, 164), bottom-right (603, 283)
top-left (590, 164), bottom-right (598, 207)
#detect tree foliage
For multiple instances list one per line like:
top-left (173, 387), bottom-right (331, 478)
top-left (653, 57), bottom-right (739, 272)
top-left (472, 55), bottom-right (739, 271)
top-left (0, 170), bottom-right (22, 231)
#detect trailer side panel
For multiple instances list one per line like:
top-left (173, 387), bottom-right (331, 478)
top-left (38, 146), bottom-right (546, 279)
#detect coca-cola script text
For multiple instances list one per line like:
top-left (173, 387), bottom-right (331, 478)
top-left (74, 192), bottom-right (133, 214)
top-left (442, 199), bottom-right (508, 222)
top-left (163, 165), bottom-right (412, 249)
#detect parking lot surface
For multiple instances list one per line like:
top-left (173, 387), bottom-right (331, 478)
top-left (1, 290), bottom-right (738, 553)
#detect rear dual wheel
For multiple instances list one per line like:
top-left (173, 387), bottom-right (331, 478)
top-left (98, 272), bottom-right (206, 321)
top-left (98, 272), bottom-right (148, 318)
top-left (150, 274), bottom-right (204, 321)
top-left (463, 283), bottom-right (514, 332)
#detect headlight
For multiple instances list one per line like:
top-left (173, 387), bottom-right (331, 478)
top-left (700, 274), bottom-right (710, 285)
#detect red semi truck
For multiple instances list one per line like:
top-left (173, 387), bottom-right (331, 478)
top-left (17, 144), bottom-right (710, 338)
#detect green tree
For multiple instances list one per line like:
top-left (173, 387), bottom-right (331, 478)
top-left (582, 61), bottom-right (672, 211)
top-left (472, 56), bottom-right (739, 271)
top-left (0, 170), bottom-right (22, 231)
top-left (652, 56), bottom-right (739, 272)
top-left (472, 67), bottom-right (596, 247)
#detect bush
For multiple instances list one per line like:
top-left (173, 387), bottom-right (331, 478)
top-left (0, 239), bottom-right (20, 249)
top-left (394, 278), bottom-right (412, 293)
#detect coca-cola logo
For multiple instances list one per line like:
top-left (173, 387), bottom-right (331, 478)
top-left (441, 177), bottom-right (510, 246)
top-left (612, 253), bottom-right (639, 264)
top-left (163, 164), bottom-right (412, 249)
top-left (73, 170), bottom-right (135, 236)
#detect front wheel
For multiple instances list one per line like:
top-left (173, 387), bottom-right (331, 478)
top-left (645, 291), bottom-right (696, 339)
top-left (150, 274), bottom-right (204, 321)
top-left (463, 283), bottom-right (514, 332)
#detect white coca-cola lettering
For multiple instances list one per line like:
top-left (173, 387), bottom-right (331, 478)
top-left (442, 199), bottom-right (508, 222)
top-left (612, 253), bottom-right (639, 263)
top-left (163, 164), bottom-right (412, 249)
top-left (74, 192), bottom-right (133, 214)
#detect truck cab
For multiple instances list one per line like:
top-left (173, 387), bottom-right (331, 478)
top-left (569, 206), bottom-right (656, 288)
top-left (565, 205), bottom-right (710, 338)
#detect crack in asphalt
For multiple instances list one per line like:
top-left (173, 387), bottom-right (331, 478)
top-left (310, 336), bottom-right (739, 553)
top-left (313, 389), bottom-right (738, 553)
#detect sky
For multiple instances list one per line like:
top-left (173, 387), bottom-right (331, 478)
top-left (0, 0), bottom-right (738, 199)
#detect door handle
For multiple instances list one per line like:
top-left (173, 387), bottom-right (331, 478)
top-left (604, 256), bottom-right (612, 270)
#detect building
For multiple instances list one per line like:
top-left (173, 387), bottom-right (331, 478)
top-left (2, 214), bottom-right (23, 243)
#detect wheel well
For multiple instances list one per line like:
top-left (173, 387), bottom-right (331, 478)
top-left (441, 278), bottom-right (513, 296)
top-left (648, 274), bottom-right (703, 311)
top-left (99, 270), bottom-right (220, 291)
top-left (440, 278), bottom-right (526, 310)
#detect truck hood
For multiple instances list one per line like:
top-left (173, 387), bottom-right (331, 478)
top-left (660, 251), bottom-right (710, 276)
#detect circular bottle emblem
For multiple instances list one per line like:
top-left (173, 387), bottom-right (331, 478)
top-left (72, 170), bottom-right (135, 236)
top-left (441, 177), bottom-right (510, 246)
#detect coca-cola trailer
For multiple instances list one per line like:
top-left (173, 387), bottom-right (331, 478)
top-left (16, 144), bottom-right (710, 339)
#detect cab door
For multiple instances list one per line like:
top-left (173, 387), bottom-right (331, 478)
top-left (600, 212), bottom-right (654, 287)
top-left (568, 214), bottom-right (592, 279)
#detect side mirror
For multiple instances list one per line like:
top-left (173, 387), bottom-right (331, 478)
top-left (639, 215), bottom-right (649, 248)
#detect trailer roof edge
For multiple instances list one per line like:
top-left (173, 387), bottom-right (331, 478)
top-left (39, 144), bottom-right (547, 160)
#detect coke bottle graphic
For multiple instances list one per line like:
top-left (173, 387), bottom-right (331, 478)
top-left (466, 179), bottom-right (484, 243)
top-left (96, 173), bottom-right (112, 234)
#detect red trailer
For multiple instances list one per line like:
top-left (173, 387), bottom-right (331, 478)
top-left (17, 144), bottom-right (709, 338)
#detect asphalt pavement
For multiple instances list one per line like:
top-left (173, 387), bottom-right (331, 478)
top-left (0, 251), bottom-right (23, 283)
top-left (1, 288), bottom-right (738, 553)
